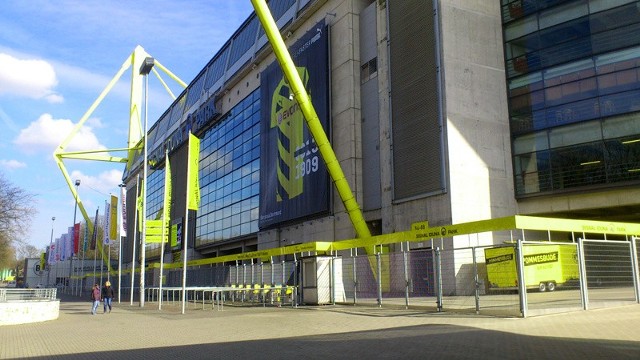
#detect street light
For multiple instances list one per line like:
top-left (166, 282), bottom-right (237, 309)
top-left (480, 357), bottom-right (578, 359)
top-left (70, 179), bottom-right (80, 296)
top-left (139, 56), bottom-right (154, 307)
top-left (47, 216), bottom-right (55, 287)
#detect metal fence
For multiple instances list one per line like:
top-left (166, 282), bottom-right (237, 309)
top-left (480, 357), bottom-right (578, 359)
top-left (0, 288), bottom-right (58, 302)
top-left (72, 236), bottom-right (640, 317)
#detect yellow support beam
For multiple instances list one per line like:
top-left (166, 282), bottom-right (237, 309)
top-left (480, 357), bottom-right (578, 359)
top-left (54, 45), bottom-right (186, 274)
top-left (251, 0), bottom-right (371, 240)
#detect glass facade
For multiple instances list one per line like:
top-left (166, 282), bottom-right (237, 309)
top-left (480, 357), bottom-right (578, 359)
top-left (502, 0), bottom-right (640, 196)
top-left (144, 167), bottom-right (165, 257)
top-left (195, 90), bottom-right (261, 246)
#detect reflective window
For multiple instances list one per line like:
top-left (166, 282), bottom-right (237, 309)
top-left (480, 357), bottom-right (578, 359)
top-left (144, 167), bottom-right (165, 257)
top-left (503, 1), bottom-right (640, 195)
top-left (512, 113), bottom-right (640, 196)
top-left (204, 46), bottom-right (230, 92)
top-left (227, 16), bottom-right (260, 68)
top-left (195, 90), bottom-right (260, 246)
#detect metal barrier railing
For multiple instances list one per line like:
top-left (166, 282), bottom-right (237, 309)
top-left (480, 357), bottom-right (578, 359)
top-left (0, 288), bottom-right (58, 302)
top-left (93, 237), bottom-right (640, 318)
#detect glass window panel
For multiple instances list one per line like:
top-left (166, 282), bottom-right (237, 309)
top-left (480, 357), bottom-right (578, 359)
top-left (539, 17), bottom-right (590, 49)
top-left (590, 0), bottom-right (637, 13)
top-left (602, 113), bottom-right (640, 138)
top-left (589, 2), bottom-right (640, 34)
top-left (204, 46), bottom-right (230, 91)
top-left (591, 22), bottom-right (640, 55)
top-left (545, 97), bottom-right (600, 127)
top-left (513, 132), bottom-right (549, 155)
top-left (595, 46), bottom-right (640, 72)
top-left (549, 120), bottom-right (602, 148)
top-left (543, 58), bottom-right (594, 86)
top-left (605, 137), bottom-right (640, 181)
top-left (504, 15), bottom-right (539, 41)
top-left (539, 0), bottom-right (588, 30)
top-left (545, 77), bottom-right (598, 107)
top-left (597, 68), bottom-right (640, 95)
top-left (514, 150), bottom-right (551, 195)
top-left (184, 72), bottom-right (206, 111)
top-left (505, 34), bottom-right (542, 60)
top-left (507, 52), bottom-right (543, 78)
top-left (550, 142), bottom-right (606, 189)
top-left (509, 71), bottom-right (543, 95)
top-left (541, 37), bottom-right (592, 69)
top-left (600, 88), bottom-right (640, 116)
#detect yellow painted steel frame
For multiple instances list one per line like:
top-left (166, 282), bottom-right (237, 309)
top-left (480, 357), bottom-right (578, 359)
top-left (251, 0), bottom-right (372, 240)
top-left (102, 215), bottom-right (640, 275)
top-left (54, 45), bottom-right (186, 271)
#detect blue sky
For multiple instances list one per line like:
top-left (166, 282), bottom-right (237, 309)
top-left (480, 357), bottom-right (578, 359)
top-left (0, 1), bottom-right (255, 250)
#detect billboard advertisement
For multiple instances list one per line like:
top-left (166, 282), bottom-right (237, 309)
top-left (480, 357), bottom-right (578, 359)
top-left (259, 20), bottom-right (329, 229)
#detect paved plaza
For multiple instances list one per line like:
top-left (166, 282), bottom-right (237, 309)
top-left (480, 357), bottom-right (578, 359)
top-left (1, 293), bottom-right (639, 359)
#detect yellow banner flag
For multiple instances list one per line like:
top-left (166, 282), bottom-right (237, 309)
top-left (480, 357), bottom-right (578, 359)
top-left (109, 194), bottom-right (118, 241)
top-left (146, 220), bottom-right (168, 243)
top-left (187, 132), bottom-right (201, 211)
top-left (40, 252), bottom-right (46, 271)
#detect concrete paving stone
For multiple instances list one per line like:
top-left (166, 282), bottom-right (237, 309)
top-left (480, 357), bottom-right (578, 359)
top-left (0, 293), bottom-right (639, 359)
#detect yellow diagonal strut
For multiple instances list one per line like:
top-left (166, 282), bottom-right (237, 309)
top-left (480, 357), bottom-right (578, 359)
top-left (251, 0), bottom-right (372, 240)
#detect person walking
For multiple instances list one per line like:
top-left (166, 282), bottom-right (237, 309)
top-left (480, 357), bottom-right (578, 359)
top-left (102, 281), bottom-right (115, 313)
top-left (90, 283), bottom-right (101, 315)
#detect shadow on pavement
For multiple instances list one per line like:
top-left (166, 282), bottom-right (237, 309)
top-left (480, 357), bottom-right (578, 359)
top-left (25, 323), bottom-right (640, 360)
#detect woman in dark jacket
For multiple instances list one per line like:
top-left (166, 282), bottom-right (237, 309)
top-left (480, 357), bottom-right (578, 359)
top-left (102, 281), bottom-right (115, 313)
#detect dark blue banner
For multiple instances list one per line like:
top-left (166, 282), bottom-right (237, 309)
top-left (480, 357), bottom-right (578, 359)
top-left (259, 20), bottom-right (329, 229)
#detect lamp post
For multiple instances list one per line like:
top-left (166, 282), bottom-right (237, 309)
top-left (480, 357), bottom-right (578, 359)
top-left (47, 216), bottom-right (55, 287)
top-left (139, 56), bottom-right (154, 307)
top-left (117, 183), bottom-right (125, 304)
top-left (70, 179), bottom-right (80, 296)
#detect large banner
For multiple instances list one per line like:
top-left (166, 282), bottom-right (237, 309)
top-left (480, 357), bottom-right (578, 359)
top-left (109, 194), bottom-right (118, 242)
top-left (73, 223), bottom-right (80, 254)
top-left (259, 20), bottom-right (330, 229)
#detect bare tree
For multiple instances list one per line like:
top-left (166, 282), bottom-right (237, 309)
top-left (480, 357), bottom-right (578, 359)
top-left (0, 172), bottom-right (37, 268)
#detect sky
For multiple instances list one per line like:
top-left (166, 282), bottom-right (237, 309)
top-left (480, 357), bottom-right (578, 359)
top-left (0, 1), bottom-right (256, 251)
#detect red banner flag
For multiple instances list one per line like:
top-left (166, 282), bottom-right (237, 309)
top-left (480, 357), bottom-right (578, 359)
top-left (73, 223), bottom-right (80, 254)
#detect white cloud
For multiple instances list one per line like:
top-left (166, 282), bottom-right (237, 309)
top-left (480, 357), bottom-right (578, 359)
top-left (87, 117), bottom-right (105, 129)
top-left (13, 113), bottom-right (105, 154)
top-left (0, 53), bottom-right (63, 103)
top-left (0, 159), bottom-right (26, 169)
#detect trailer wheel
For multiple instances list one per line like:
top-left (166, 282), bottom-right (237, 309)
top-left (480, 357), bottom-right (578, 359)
top-left (538, 282), bottom-right (546, 292)
top-left (547, 282), bottom-right (556, 292)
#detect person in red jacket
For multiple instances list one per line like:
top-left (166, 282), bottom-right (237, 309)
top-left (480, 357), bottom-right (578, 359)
top-left (90, 283), bottom-right (101, 315)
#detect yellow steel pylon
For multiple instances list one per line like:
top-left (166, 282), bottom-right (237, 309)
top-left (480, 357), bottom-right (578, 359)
top-left (53, 45), bottom-right (186, 272)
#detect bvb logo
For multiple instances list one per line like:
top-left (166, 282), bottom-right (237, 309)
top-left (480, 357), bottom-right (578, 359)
top-left (33, 263), bottom-right (44, 276)
top-left (440, 227), bottom-right (446, 236)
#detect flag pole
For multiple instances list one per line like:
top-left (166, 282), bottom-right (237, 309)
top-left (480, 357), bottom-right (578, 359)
top-left (181, 143), bottom-right (190, 315)
top-left (118, 184), bottom-right (125, 304)
top-left (92, 208), bottom-right (99, 288)
top-left (159, 149), bottom-right (169, 311)
top-left (130, 174), bottom-right (139, 305)
top-left (79, 221), bottom-right (86, 297)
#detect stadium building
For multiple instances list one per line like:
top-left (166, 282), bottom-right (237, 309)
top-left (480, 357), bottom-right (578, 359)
top-left (121, 0), bottom-right (640, 292)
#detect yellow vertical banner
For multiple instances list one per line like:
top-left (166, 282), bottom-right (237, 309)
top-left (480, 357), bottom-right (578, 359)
top-left (109, 194), bottom-right (118, 241)
top-left (39, 252), bottom-right (46, 271)
top-left (163, 152), bottom-right (172, 229)
top-left (187, 132), bottom-right (200, 211)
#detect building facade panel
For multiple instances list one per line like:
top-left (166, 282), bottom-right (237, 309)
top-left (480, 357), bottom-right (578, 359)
top-left (120, 0), bottom-right (640, 276)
